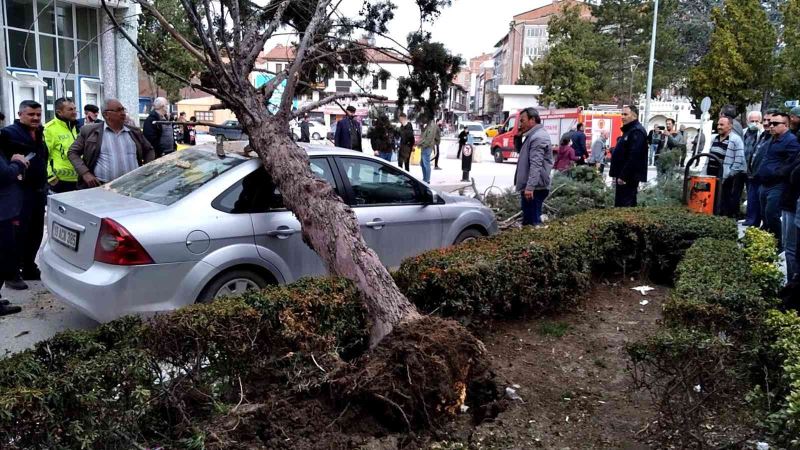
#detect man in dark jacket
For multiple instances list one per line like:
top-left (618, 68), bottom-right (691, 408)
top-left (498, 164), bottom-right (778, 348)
top-left (0, 150), bottom-right (29, 314)
top-left (142, 97), bottom-right (175, 158)
top-left (334, 106), bottom-right (362, 151)
top-left (609, 105), bottom-right (648, 207)
top-left (299, 115), bottom-right (311, 143)
top-left (0, 100), bottom-right (49, 290)
top-left (68, 99), bottom-right (155, 189)
top-left (754, 112), bottom-right (800, 250)
top-left (76, 104), bottom-right (102, 129)
top-left (397, 113), bottom-right (414, 171)
top-left (457, 126), bottom-right (468, 159)
top-left (571, 123), bottom-right (587, 164)
top-left (744, 111), bottom-right (772, 227)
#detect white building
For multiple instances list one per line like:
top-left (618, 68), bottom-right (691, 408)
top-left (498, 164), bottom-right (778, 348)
top-left (1, 0), bottom-right (140, 122)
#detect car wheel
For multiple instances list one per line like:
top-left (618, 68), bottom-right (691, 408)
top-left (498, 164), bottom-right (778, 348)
top-left (493, 149), bottom-right (504, 163)
top-left (454, 228), bottom-right (484, 245)
top-left (197, 269), bottom-right (268, 303)
top-left (312, 132), bottom-right (321, 140)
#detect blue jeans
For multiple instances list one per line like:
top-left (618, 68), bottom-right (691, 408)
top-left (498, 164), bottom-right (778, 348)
top-left (378, 151), bottom-right (393, 162)
top-left (521, 189), bottom-right (549, 226)
top-left (784, 210), bottom-right (798, 279)
top-left (421, 147), bottom-right (433, 183)
top-left (744, 179), bottom-right (762, 226)
top-left (760, 184), bottom-right (785, 250)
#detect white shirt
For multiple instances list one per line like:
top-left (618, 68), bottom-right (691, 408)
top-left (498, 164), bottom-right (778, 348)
top-left (94, 125), bottom-right (139, 182)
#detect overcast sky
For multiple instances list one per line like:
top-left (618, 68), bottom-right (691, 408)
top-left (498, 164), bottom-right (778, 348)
top-left (267, 0), bottom-right (552, 60)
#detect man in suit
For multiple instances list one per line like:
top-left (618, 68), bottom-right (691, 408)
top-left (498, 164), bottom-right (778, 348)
top-left (609, 105), bottom-right (648, 207)
top-left (334, 105), bottom-right (362, 151)
top-left (68, 99), bottom-right (155, 189)
top-left (0, 100), bottom-right (49, 290)
top-left (514, 107), bottom-right (553, 226)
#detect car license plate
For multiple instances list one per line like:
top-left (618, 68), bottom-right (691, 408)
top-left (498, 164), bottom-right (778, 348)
top-left (52, 222), bottom-right (79, 251)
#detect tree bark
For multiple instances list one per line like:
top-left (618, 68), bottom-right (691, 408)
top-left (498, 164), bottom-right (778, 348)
top-left (234, 106), bottom-right (420, 346)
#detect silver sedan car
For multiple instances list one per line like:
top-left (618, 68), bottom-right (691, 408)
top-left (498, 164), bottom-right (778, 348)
top-left (40, 144), bottom-right (498, 323)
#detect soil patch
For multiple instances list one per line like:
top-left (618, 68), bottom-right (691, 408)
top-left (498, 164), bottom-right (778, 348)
top-left (209, 278), bottom-right (666, 449)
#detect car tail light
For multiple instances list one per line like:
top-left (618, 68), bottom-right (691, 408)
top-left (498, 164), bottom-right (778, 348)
top-left (94, 218), bottom-right (154, 265)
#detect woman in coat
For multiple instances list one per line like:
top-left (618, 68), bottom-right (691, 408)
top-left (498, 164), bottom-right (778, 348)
top-left (554, 136), bottom-right (580, 172)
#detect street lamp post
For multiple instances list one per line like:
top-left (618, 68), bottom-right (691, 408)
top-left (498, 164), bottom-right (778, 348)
top-left (643, 0), bottom-right (659, 127)
top-left (628, 55), bottom-right (641, 105)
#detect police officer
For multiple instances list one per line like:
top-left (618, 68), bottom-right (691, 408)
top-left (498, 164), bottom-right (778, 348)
top-left (44, 98), bottom-right (79, 193)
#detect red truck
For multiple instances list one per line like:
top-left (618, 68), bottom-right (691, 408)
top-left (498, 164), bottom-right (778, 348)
top-left (490, 108), bottom-right (623, 163)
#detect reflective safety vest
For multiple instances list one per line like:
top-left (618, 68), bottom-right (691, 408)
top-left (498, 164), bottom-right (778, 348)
top-left (44, 117), bottom-right (78, 183)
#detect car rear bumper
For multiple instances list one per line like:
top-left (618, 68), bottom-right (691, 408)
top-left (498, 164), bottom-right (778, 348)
top-left (40, 241), bottom-right (211, 323)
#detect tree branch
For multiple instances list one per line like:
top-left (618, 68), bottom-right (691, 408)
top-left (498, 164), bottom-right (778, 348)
top-left (138, 0), bottom-right (208, 64)
top-left (99, 0), bottom-right (227, 101)
top-left (243, 0), bottom-right (291, 72)
top-left (281, 0), bottom-right (334, 113)
top-left (292, 92), bottom-right (388, 118)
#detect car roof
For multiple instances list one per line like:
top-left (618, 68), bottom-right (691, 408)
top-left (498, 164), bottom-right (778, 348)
top-left (188, 141), bottom-right (374, 159)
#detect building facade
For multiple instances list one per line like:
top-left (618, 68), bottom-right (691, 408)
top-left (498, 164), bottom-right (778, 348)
top-left (1, 0), bottom-right (139, 122)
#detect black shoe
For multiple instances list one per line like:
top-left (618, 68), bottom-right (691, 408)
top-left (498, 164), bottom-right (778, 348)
top-left (0, 299), bottom-right (9, 306)
top-left (5, 278), bottom-right (28, 290)
top-left (434, 167), bottom-right (443, 170)
top-left (0, 303), bottom-right (22, 316)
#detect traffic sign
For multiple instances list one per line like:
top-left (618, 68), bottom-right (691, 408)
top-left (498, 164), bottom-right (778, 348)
top-left (786, 100), bottom-right (799, 108)
top-left (700, 97), bottom-right (711, 113)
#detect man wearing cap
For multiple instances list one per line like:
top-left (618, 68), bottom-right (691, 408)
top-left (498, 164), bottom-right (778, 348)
top-left (334, 106), bottom-right (363, 151)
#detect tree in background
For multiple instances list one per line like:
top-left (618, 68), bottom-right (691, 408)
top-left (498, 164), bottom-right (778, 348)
top-left (517, 4), bottom-right (611, 107)
top-left (396, 32), bottom-right (462, 121)
top-left (688, 0), bottom-right (776, 115)
top-left (775, 0), bottom-right (800, 103)
top-left (137, 0), bottom-right (204, 102)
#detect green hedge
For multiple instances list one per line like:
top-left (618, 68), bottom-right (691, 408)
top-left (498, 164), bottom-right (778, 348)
top-left (765, 310), bottom-right (800, 446)
top-left (0, 207), bottom-right (736, 448)
top-left (395, 207), bottom-right (735, 319)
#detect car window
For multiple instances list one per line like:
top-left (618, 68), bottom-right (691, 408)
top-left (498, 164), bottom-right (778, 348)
top-left (507, 116), bottom-right (516, 131)
top-left (215, 158), bottom-right (337, 214)
top-left (339, 157), bottom-right (420, 206)
top-left (467, 124), bottom-right (484, 132)
top-left (107, 149), bottom-right (246, 206)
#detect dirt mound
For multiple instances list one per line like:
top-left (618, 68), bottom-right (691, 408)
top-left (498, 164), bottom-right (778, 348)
top-left (333, 316), bottom-right (502, 430)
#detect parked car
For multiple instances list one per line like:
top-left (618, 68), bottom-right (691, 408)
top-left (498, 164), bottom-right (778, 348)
top-left (40, 144), bottom-right (498, 323)
top-left (460, 121), bottom-right (489, 145)
top-left (291, 120), bottom-right (329, 141)
top-left (210, 120), bottom-right (246, 141)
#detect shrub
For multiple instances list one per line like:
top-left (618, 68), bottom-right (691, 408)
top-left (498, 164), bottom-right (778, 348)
top-left (395, 207), bottom-right (735, 320)
top-left (764, 310), bottom-right (800, 446)
top-left (742, 227), bottom-right (784, 300)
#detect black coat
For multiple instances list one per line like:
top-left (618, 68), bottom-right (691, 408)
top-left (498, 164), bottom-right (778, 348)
top-left (299, 121), bottom-right (311, 143)
top-left (609, 120), bottom-right (648, 183)
top-left (0, 121), bottom-right (48, 192)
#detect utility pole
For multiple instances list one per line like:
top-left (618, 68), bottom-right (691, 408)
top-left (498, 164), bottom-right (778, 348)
top-left (643, 0), bottom-right (659, 127)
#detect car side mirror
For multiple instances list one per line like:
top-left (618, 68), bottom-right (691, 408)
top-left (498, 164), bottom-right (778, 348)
top-left (422, 188), bottom-right (440, 205)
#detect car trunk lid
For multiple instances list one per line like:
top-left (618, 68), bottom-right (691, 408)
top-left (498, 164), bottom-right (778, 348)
top-left (47, 189), bottom-right (166, 270)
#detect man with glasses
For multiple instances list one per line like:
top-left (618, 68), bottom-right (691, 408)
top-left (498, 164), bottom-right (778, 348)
top-left (744, 111), bottom-right (774, 226)
top-left (68, 99), bottom-right (154, 189)
top-left (754, 112), bottom-right (800, 258)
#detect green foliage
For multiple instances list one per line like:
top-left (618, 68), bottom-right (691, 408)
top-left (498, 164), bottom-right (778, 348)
top-left (137, 0), bottom-right (204, 102)
top-left (742, 227), bottom-right (784, 299)
top-left (547, 168), bottom-right (613, 217)
top-left (396, 32), bottom-right (462, 120)
top-left (688, 0), bottom-right (777, 115)
top-left (538, 321), bottom-right (571, 338)
top-left (764, 309), bottom-right (800, 446)
top-left (395, 207), bottom-right (735, 320)
top-left (776, 0), bottom-right (800, 101)
top-left (523, 4), bottom-right (611, 107)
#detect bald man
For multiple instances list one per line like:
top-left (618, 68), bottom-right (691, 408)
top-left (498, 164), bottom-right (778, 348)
top-left (68, 99), bottom-right (155, 189)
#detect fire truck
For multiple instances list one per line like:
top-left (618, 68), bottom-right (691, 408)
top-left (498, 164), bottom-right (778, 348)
top-left (490, 107), bottom-right (624, 163)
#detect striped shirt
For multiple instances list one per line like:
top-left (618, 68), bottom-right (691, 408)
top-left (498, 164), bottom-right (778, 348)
top-left (94, 125), bottom-right (139, 183)
top-left (715, 133), bottom-right (746, 179)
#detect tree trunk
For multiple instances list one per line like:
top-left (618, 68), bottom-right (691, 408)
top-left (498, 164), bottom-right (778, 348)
top-left (238, 112), bottom-right (420, 346)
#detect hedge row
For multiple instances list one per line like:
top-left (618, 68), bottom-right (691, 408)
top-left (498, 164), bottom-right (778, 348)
top-left (395, 207), bottom-right (735, 319)
top-left (0, 207), bottom-right (735, 448)
top-left (628, 228), bottom-right (797, 447)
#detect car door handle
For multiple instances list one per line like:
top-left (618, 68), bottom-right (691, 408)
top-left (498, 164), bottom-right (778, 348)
top-left (366, 219), bottom-right (385, 229)
top-left (267, 226), bottom-right (297, 239)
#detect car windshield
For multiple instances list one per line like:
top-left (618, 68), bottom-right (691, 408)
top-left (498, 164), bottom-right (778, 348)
top-left (467, 124), bottom-right (484, 132)
top-left (106, 149), bottom-right (247, 206)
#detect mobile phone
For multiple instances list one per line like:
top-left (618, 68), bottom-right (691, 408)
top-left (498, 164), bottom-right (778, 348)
top-left (24, 152), bottom-right (36, 161)
top-left (657, 126), bottom-right (666, 131)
